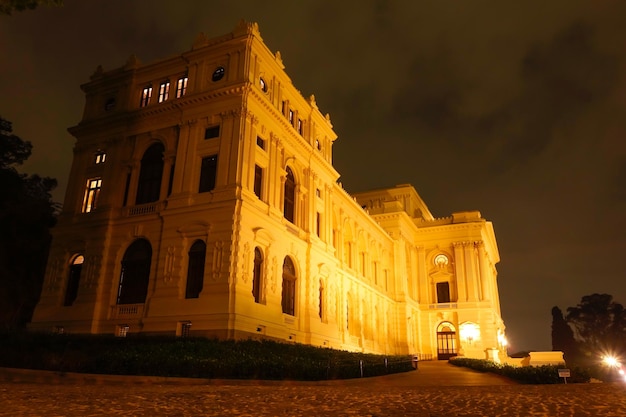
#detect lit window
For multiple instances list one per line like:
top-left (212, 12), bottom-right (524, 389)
top-left (199, 155), bottom-right (218, 193)
top-left (288, 109), bottom-right (294, 126)
top-left (175, 76), bottom-right (188, 98)
top-left (297, 119), bottom-right (303, 135)
top-left (158, 81), bottom-right (170, 103)
top-left (260, 77), bottom-right (267, 92)
top-left (95, 151), bottom-right (106, 164)
top-left (204, 125), bottom-right (220, 139)
top-left (116, 325), bottom-right (129, 337)
top-left (212, 67), bottom-right (225, 82)
top-left (82, 178), bottom-right (102, 213)
top-left (254, 165), bottom-right (263, 199)
top-left (140, 86), bottom-right (152, 107)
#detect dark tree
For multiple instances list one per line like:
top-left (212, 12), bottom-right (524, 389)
top-left (0, 0), bottom-right (63, 15)
top-left (0, 117), bottom-right (58, 330)
top-left (551, 306), bottom-right (580, 363)
top-left (566, 293), bottom-right (626, 356)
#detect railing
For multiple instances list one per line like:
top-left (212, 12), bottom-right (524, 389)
top-left (428, 303), bottom-right (458, 309)
top-left (124, 201), bottom-right (166, 217)
top-left (110, 303), bottom-right (144, 319)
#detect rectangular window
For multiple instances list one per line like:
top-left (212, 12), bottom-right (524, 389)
top-left (297, 119), bottom-right (303, 135)
top-left (158, 81), bottom-right (170, 103)
top-left (316, 212), bottom-right (321, 237)
top-left (204, 125), bottom-right (220, 139)
top-left (140, 86), bottom-right (152, 107)
top-left (175, 76), bottom-right (188, 98)
top-left (256, 136), bottom-right (265, 149)
top-left (180, 322), bottom-right (192, 338)
top-left (437, 282), bottom-right (451, 303)
top-left (254, 165), bottom-right (263, 199)
top-left (95, 151), bottom-right (106, 164)
top-left (288, 109), bottom-right (294, 126)
top-left (199, 155), bottom-right (218, 193)
top-left (116, 325), bottom-right (129, 338)
top-left (82, 177), bottom-right (102, 213)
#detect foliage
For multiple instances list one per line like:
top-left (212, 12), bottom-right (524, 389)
top-left (0, 117), bottom-right (58, 330)
top-left (0, 0), bottom-right (63, 15)
top-left (449, 357), bottom-right (591, 384)
top-left (0, 332), bottom-right (415, 381)
top-left (566, 294), bottom-right (626, 358)
top-left (551, 306), bottom-right (581, 363)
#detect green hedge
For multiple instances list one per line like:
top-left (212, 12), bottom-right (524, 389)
top-left (449, 357), bottom-right (591, 384)
top-left (0, 332), bottom-right (414, 380)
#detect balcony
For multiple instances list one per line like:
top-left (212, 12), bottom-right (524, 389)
top-left (124, 201), bottom-right (167, 217)
top-left (110, 303), bottom-right (144, 319)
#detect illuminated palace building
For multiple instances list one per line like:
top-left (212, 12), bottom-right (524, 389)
top-left (30, 21), bottom-right (507, 360)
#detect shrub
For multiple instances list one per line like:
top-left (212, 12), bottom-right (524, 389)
top-left (449, 357), bottom-right (591, 384)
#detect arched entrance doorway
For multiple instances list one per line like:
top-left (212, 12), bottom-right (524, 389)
top-left (436, 322), bottom-right (457, 360)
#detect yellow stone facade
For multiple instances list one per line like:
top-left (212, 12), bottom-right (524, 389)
top-left (30, 21), bottom-right (507, 360)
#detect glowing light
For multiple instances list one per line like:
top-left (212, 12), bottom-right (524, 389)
top-left (460, 322), bottom-right (480, 344)
top-left (603, 355), bottom-right (620, 368)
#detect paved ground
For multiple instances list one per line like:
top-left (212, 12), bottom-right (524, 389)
top-left (2, 361), bottom-right (626, 416)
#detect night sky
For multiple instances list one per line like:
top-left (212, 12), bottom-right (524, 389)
top-left (2, 0), bottom-right (625, 352)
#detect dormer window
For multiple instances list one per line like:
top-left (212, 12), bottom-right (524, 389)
top-left (95, 151), bottom-right (106, 164)
top-left (175, 76), bottom-right (188, 98)
top-left (140, 86), bottom-right (152, 107)
top-left (158, 81), bottom-right (170, 103)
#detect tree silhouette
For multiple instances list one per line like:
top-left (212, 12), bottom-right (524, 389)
top-left (0, 0), bottom-right (63, 16)
top-left (566, 293), bottom-right (626, 357)
top-left (0, 117), bottom-right (58, 330)
top-left (551, 306), bottom-right (580, 363)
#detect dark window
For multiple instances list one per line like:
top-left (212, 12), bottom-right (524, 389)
top-left (122, 173), bottom-right (131, 207)
top-left (316, 212), bottom-right (321, 237)
top-left (181, 322), bottom-right (192, 337)
top-left (175, 76), bottom-right (188, 98)
top-left (167, 162), bottom-right (175, 196)
top-left (64, 255), bottom-right (84, 306)
top-left (185, 240), bottom-right (206, 299)
top-left (437, 282), bottom-right (451, 303)
top-left (252, 248), bottom-right (263, 303)
top-left (256, 136), bottom-right (265, 149)
top-left (204, 125), bottom-right (220, 139)
top-left (284, 167), bottom-right (295, 223)
top-left (199, 155), bottom-right (218, 193)
top-left (104, 98), bottom-right (116, 111)
top-left (212, 67), bottom-right (225, 81)
top-left (117, 239), bottom-right (152, 305)
top-left (319, 282), bottom-right (324, 319)
top-left (140, 86), bottom-right (152, 107)
top-left (281, 257), bottom-right (296, 316)
top-left (254, 165), bottom-right (263, 199)
top-left (135, 143), bottom-right (164, 204)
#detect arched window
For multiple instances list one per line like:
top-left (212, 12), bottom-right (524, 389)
top-left (318, 280), bottom-right (324, 320)
top-left (117, 239), bottom-right (152, 305)
top-left (252, 247), bottom-right (263, 303)
top-left (135, 143), bottom-right (164, 204)
top-left (283, 167), bottom-right (295, 223)
top-left (281, 256), bottom-right (296, 315)
top-left (436, 322), bottom-right (457, 360)
top-left (185, 240), bottom-right (206, 299)
top-left (63, 255), bottom-right (84, 306)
